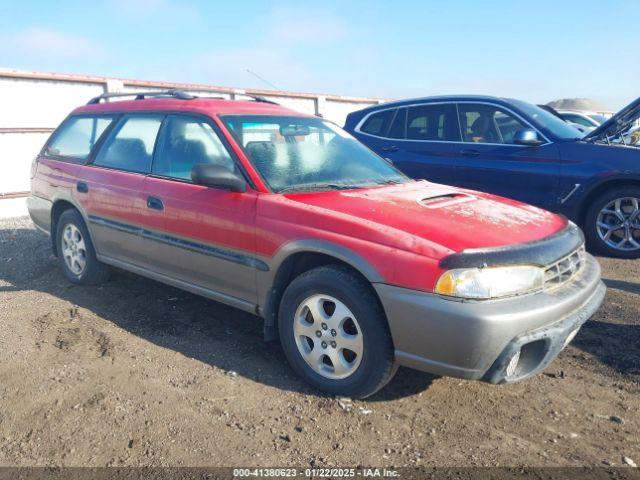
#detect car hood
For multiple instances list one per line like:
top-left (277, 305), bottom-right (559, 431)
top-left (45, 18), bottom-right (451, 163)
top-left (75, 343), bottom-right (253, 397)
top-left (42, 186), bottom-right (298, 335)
top-left (285, 181), bottom-right (567, 256)
top-left (584, 96), bottom-right (640, 143)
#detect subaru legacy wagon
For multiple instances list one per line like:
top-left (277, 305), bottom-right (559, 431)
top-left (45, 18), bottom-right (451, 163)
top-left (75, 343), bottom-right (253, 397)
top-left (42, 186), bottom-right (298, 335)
top-left (28, 91), bottom-right (605, 398)
top-left (345, 95), bottom-right (640, 258)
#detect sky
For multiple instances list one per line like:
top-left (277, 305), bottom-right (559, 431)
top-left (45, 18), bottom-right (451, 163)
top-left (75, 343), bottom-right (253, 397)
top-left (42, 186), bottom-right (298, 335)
top-left (0, 0), bottom-right (637, 110)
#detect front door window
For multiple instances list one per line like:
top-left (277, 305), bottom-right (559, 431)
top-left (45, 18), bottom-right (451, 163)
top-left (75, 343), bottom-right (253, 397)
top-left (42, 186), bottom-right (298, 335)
top-left (458, 104), bottom-right (530, 144)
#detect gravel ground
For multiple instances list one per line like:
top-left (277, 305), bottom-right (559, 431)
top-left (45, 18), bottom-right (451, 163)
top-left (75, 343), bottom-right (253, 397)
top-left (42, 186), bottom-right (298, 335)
top-left (0, 216), bottom-right (638, 468)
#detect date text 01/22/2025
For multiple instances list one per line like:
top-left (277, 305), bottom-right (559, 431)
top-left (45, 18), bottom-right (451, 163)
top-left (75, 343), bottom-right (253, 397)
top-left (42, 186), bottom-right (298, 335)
top-left (232, 468), bottom-right (400, 477)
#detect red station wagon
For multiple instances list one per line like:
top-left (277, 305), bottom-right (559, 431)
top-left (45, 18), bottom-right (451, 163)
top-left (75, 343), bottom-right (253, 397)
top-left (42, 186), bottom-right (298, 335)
top-left (28, 90), bottom-right (606, 398)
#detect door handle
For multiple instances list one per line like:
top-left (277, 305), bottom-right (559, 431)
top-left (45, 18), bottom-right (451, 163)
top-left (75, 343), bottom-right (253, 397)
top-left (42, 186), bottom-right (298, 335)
top-left (382, 145), bottom-right (399, 152)
top-left (76, 182), bottom-right (88, 193)
top-left (460, 149), bottom-right (480, 157)
top-left (147, 196), bottom-right (164, 211)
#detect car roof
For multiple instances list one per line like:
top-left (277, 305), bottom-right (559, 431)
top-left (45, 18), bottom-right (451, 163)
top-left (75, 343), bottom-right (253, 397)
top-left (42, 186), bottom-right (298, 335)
top-left (354, 95), bottom-right (523, 115)
top-left (73, 97), bottom-right (310, 118)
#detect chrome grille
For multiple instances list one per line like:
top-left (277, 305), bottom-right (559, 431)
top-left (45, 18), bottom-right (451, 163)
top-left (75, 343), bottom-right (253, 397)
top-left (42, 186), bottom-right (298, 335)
top-left (544, 246), bottom-right (586, 289)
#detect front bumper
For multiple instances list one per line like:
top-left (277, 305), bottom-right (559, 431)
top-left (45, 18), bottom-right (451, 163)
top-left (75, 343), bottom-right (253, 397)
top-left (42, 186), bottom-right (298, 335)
top-left (374, 254), bottom-right (605, 383)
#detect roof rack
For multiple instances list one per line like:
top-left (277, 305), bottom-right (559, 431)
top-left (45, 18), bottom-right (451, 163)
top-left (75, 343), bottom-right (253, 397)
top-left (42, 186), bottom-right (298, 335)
top-left (87, 89), bottom-right (195, 105)
top-left (87, 89), bottom-right (281, 106)
top-left (246, 95), bottom-right (279, 105)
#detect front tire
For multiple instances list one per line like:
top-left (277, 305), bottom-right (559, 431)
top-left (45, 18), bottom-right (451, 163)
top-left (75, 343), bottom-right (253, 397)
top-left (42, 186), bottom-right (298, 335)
top-left (278, 265), bottom-right (397, 398)
top-left (584, 187), bottom-right (640, 259)
top-left (56, 209), bottom-right (110, 285)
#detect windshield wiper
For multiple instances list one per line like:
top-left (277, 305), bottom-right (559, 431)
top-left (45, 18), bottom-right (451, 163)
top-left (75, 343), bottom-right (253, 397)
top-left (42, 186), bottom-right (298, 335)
top-left (278, 183), bottom-right (361, 193)
top-left (374, 179), bottom-right (404, 185)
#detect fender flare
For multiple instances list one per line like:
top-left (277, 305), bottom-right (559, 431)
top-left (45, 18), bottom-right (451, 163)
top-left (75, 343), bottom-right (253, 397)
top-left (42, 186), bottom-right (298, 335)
top-left (573, 174), bottom-right (640, 221)
top-left (257, 239), bottom-right (384, 339)
top-left (49, 193), bottom-right (91, 255)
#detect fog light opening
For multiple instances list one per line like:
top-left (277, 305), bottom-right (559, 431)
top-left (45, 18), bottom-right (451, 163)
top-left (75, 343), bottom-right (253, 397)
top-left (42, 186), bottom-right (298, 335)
top-left (506, 350), bottom-right (521, 378)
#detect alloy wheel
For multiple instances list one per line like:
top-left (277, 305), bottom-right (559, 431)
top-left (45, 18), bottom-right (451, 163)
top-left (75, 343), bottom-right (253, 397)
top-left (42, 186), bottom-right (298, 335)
top-left (61, 223), bottom-right (87, 275)
top-left (293, 294), bottom-right (363, 380)
top-left (596, 197), bottom-right (640, 252)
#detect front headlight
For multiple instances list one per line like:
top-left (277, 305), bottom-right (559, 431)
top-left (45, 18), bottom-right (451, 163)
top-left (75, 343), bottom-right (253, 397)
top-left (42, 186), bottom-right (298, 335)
top-left (435, 265), bottom-right (544, 299)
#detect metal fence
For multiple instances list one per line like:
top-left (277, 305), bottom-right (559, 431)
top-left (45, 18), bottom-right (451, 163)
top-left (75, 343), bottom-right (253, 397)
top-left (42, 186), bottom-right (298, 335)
top-left (0, 68), bottom-right (383, 200)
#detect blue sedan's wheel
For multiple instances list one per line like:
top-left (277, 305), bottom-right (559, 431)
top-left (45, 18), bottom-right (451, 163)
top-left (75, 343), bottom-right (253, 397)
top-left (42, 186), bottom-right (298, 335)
top-left (586, 188), bottom-right (640, 259)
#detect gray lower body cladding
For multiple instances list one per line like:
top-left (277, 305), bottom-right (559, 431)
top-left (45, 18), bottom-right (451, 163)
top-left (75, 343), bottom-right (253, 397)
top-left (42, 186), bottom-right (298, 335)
top-left (27, 195), bottom-right (53, 233)
top-left (374, 254), bottom-right (604, 382)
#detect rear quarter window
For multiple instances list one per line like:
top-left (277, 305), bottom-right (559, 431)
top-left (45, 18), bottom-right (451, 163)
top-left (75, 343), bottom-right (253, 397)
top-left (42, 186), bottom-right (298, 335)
top-left (360, 109), bottom-right (395, 136)
top-left (45, 116), bottom-right (115, 161)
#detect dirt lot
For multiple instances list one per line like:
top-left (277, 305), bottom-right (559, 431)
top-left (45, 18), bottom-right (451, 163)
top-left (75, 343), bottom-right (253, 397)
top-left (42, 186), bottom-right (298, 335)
top-left (0, 216), bottom-right (638, 469)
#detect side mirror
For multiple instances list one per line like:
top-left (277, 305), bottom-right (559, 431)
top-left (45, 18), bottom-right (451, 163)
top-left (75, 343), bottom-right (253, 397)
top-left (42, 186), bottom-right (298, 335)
top-left (191, 164), bottom-right (246, 192)
top-left (513, 129), bottom-right (544, 146)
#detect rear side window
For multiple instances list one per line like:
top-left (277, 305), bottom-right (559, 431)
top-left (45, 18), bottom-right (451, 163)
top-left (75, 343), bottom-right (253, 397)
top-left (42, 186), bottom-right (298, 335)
top-left (407, 104), bottom-right (461, 141)
top-left (93, 115), bottom-right (163, 174)
top-left (153, 115), bottom-right (236, 180)
top-left (45, 116), bottom-right (114, 160)
top-left (360, 109), bottom-right (395, 136)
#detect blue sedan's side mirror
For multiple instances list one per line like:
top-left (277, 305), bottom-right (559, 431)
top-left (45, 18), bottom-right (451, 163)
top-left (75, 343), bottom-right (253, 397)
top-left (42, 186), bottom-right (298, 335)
top-left (513, 129), bottom-right (544, 146)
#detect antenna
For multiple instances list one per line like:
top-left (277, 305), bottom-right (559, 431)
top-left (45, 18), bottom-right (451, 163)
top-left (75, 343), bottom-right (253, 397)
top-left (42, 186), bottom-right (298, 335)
top-left (245, 68), bottom-right (320, 116)
top-left (246, 69), bottom-right (281, 91)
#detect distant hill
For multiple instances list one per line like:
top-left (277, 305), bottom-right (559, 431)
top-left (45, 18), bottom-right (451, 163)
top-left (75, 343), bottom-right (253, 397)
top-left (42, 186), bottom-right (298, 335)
top-left (546, 98), bottom-right (610, 112)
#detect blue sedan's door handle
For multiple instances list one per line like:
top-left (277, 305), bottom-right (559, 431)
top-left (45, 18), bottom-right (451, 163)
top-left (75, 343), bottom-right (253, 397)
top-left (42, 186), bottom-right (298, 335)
top-left (382, 145), bottom-right (399, 152)
top-left (460, 149), bottom-right (480, 157)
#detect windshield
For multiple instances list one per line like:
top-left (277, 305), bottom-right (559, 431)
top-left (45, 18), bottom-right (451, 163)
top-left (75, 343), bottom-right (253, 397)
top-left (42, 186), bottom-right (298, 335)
top-left (222, 115), bottom-right (409, 192)
top-left (588, 114), bottom-right (608, 124)
top-left (509, 100), bottom-right (583, 141)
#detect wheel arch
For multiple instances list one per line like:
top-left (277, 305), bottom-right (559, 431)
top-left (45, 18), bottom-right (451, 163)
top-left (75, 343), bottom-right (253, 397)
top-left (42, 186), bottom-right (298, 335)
top-left (577, 177), bottom-right (640, 227)
top-left (50, 197), bottom-right (85, 256)
top-left (259, 240), bottom-right (385, 341)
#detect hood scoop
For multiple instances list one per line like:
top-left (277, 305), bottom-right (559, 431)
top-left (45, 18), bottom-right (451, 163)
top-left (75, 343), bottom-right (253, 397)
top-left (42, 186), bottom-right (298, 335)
top-left (418, 192), bottom-right (476, 209)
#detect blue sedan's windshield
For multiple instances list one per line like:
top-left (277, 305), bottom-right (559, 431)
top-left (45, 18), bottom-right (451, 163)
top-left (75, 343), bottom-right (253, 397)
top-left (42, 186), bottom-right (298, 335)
top-left (510, 100), bottom-right (583, 141)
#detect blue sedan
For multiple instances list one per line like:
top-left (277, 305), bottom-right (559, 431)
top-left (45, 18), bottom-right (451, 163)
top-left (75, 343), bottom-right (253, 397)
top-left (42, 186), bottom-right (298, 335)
top-left (344, 95), bottom-right (640, 258)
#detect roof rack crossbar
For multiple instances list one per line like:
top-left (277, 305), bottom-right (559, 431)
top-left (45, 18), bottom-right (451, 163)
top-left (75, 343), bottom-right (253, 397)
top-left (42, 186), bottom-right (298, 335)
top-left (246, 95), bottom-right (279, 105)
top-left (87, 89), bottom-right (196, 105)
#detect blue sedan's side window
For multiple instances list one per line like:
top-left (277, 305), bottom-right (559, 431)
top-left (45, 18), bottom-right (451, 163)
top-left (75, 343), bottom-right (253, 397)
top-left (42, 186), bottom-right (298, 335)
top-left (360, 109), bottom-right (395, 136)
top-left (388, 108), bottom-right (407, 139)
top-left (406, 104), bottom-right (460, 141)
top-left (458, 104), bottom-right (528, 145)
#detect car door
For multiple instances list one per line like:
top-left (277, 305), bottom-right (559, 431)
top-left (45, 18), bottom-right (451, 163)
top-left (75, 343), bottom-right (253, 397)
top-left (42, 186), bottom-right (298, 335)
top-left (83, 113), bottom-right (164, 265)
top-left (451, 102), bottom-right (562, 209)
top-left (142, 114), bottom-right (258, 305)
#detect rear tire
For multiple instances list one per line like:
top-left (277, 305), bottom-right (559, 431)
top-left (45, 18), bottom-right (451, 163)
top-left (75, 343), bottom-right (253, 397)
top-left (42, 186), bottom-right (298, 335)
top-left (278, 265), bottom-right (397, 398)
top-left (56, 209), bottom-right (110, 285)
top-left (584, 187), bottom-right (640, 259)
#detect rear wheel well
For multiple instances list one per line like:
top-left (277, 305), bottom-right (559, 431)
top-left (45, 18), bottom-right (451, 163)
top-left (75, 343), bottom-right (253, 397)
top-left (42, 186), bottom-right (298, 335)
top-left (263, 252), bottom-right (383, 341)
top-left (50, 200), bottom-right (77, 256)
top-left (578, 179), bottom-right (640, 226)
